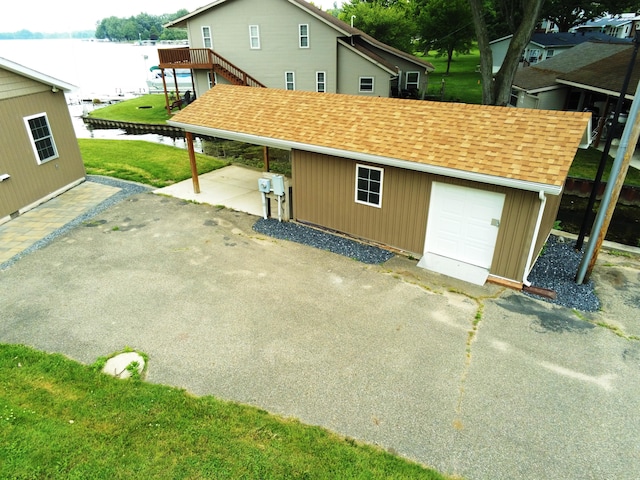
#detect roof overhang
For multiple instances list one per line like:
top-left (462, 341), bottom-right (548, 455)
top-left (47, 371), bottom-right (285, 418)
top-left (556, 78), bottom-right (636, 100)
top-left (0, 56), bottom-right (77, 92)
top-left (168, 120), bottom-right (566, 196)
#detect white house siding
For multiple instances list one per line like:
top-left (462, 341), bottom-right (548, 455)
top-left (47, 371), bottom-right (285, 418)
top-left (536, 89), bottom-right (567, 110)
top-left (187, 0), bottom-right (339, 92)
top-left (337, 43), bottom-right (390, 96)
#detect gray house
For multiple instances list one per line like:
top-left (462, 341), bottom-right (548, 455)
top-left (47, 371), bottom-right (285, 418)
top-left (0, 57), bottom-right (85, 224)
top-left (156, 0), bottom-right (433, 102)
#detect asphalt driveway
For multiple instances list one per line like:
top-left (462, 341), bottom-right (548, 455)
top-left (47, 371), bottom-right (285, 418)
top-left (1, 191), bottom-right (639, 479)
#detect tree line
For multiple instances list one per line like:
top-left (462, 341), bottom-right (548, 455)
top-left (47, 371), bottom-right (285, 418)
top-left (94, 10), bottom-right (189, 42)
top-left (334, 0), bottom-right (640, 105)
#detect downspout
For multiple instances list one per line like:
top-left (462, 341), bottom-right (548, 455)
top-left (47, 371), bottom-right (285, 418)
top-left (522, 190), bottom-right (547, 287)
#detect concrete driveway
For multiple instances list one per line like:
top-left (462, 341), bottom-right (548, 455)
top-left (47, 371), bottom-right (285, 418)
top-left (1, 191), bottom-right (639, 480)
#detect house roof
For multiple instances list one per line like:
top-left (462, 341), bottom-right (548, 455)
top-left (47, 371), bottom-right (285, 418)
top-left (513, 40), bottom-right (632, 92)
top-left (0, 56), bottom-right (76, 92)
top-left (557, 46), bottom-right (640, 98)
top-left (575, 13), bottom-right (640, 30)
top-left (164, 0), bottom-right (433, 73)
top-left (168, 85), bottom-right (590, 195)
top-left (529, 31), bottom-right (620, 48)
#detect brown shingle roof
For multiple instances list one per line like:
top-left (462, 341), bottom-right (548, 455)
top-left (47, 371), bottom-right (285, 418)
top-left (170, 85), bottom-right (590, 190)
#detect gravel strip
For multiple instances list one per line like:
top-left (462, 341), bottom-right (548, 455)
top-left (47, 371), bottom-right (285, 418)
top-left (0, 176), bottom-right (150, 271)
top-left (253, 218), bottom-right (395, 264)
top-left (524, 234), bottom-right (600, 311)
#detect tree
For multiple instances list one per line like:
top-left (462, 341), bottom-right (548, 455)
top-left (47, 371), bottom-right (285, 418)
top-left (541, 0), bottom-right (640, 32)
top-left (468, 0), bottom-right (545, 105)
top-left (415, 0), bottom-right (475, 74)
top-left (339, 1), bottom-right (417, 52)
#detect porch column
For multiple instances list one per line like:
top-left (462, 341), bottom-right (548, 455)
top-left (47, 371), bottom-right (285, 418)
top-left (186, 132), bottom-right (200, 194)
top-left (263, 146), bottom-right (270, 172)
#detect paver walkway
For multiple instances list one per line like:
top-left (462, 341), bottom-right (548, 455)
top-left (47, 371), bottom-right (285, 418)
top-left (0, 181), bottom-right (120, 264)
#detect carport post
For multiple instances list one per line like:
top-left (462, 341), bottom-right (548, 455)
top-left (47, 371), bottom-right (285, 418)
top-left (263, 146), bottom-right (270, 172)
top-left (186, 132), bottom-right (200, 194)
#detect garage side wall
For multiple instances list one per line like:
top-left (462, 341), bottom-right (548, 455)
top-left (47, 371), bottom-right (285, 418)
top-left (0, 90), bottom-right (85, 219)
top-left (292, 150), bottom-right (540, 282)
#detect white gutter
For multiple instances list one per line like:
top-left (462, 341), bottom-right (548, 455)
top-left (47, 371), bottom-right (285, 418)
top-left (556, 79), bottom-right (636, 100)
top-left (522, 190), bottom-right (547, 287)
top-left (167, 121), bottom-right (563, 196)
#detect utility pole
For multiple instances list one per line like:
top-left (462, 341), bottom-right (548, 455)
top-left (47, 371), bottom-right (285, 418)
top-left (575, 33), bottom-right (640, 251)
top-left (575, 79), bottom-right (640, 284)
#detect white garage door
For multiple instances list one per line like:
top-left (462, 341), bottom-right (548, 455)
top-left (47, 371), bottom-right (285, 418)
top-left (418, 182), bottom-right (505, 284)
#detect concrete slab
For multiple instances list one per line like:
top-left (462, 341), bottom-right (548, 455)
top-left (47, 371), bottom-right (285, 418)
top-left (154, 165), bottom-right (264, 217)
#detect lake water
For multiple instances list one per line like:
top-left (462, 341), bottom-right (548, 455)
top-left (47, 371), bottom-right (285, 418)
top-left (0, 38), bottom-right (198, 149)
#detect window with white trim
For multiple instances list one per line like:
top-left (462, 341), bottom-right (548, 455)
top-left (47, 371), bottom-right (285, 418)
top-left (24, 113), bottom-right (58, 164)
top-left (355, 164), bottom-right (383, 208)
top-left (208, 71), bottom-right (215, 89)
top-left (359, 77), bottom-right (374, 93)
top-left (202, 26), bottom-right (212, 48)
top-left (285, 71), bottom-right (295, 90)
top-left (249, 25), bottom-right (260, 49)
top-left (299, 24), bottom-right (309, 48)
top-left (316, 71), bottom-right (326, 92)
top-left (405, 71), bottom-right (419, 90)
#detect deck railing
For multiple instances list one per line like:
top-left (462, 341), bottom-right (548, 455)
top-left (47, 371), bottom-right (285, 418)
top-left (157, 48), bottom-right (265, 88)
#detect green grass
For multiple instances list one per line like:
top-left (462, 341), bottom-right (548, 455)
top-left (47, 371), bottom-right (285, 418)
top-left (0, 344), bottom-right (449, 479)
top-left (421, 49), bottom-right (482, 104)
top-left (78, 139), bottom-right (228, 187)
top-left (88, 94), bottom-right (174, 124)
top-left (570, 147), bottom-right (640, 187)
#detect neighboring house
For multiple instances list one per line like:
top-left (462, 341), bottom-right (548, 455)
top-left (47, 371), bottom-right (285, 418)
top-left (490, 31), bottom-right (618, 73)
top-left (168, 85), bottom-right (590, 287)
top-left (156, 0), bottom-right (433, 102)
top-left (510, 40), bottom-right (637, 143)
top-left (573, 13), bottom-right (640, 39)
top-left (0, 57), bottom-right (85, 224)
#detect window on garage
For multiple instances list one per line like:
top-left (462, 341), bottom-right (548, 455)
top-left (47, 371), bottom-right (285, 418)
top-left (355, 164), bottom-right (383, 208)
top-left (24, 113), bottom-right (58, 164)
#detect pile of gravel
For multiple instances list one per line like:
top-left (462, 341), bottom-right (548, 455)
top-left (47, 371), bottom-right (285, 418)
top-left (0, 176), bottom-right (150, 271)
top-left (253, 218), bottom-right (395, 264)
top-left (524, 235), bottom-right (600, 312)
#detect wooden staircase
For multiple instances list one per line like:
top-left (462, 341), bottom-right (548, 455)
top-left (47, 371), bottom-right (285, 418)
top-left (157, 47), bottom-right (265, 88)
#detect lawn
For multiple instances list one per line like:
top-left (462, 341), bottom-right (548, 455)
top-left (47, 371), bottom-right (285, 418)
top-left (78, 139), bottom-right (228, 187)
top-left (0, 344), bottom-right (449, 479)
top-left (570, 146), bottom-right (640, 187)
top-left (421, 49), bottom-right (483, 104)
top-left (88, 94), bottom-right (173, 124)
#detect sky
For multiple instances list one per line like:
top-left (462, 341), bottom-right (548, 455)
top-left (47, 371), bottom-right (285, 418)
top-left (1, 0), bottom-right (343, 33)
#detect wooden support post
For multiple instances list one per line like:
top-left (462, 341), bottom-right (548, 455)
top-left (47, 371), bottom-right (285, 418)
top-left (186, 132), bottom-right (200, 194)
top-left (161, 69), bottom-right (171, 115)
top-left (263, 146), bottom-right (270, 172)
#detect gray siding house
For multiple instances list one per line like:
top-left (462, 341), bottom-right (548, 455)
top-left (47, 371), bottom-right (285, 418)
top-left (157, 0), bottom-right (433, 101)
top-left (0, 57), bottom-right (85, 224)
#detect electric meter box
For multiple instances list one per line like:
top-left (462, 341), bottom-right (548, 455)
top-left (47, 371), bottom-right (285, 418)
top-left (271, 175), bottom-right (285, 196)
top-left (258, 178), bottom-right (271, 193)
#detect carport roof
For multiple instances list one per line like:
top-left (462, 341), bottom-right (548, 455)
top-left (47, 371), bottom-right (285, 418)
top-left (168, 85), bottom-right (591, 195)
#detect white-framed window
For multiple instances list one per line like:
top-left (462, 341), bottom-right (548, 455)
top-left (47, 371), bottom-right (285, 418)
top-left (355, 164), bottom-right (383, 208)
top-left (24, 113), bottom-right (58, 164)
top-left (285, 71), bottom-right (295, 90)
top-left (546, 49), bottom-right (555, 59)
top-left (249, 25), bottom-right (260, 49)
top-left (405, 71), bottom-right (419, 90)
top-left (527, 48), bottom-right (540, 64)
top-left (509, 88), bottom-right (519, 107)
top-left (316, 71), bottom-right (326, 93)
top-left (359, 77), bottom-right (374, 93)
top-left (299, 24), bottom-right (309, 48)
top-left (202, 26), bottom-right (212, 48)
top-left (208, 71), bottom-right (215, 89)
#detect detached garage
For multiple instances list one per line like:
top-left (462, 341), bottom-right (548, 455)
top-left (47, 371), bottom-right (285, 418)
top-left (169, 85), bottom-right (591, 288)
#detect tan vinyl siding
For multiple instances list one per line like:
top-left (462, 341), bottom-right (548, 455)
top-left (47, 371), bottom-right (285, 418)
top-left (0, 90), bottom-right (85, 218)
top-left (532, 190), bottom-right (563, 260)
top-left (0, 68), bottom-right (49, 100)
top-left (189, 0), bottom-right (338, 92)
top-left (292, 150), bottom-right (544, 282)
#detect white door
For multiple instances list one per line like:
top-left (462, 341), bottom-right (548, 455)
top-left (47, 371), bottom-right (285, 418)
top-left (418, 182), bottom-right (505, 284)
